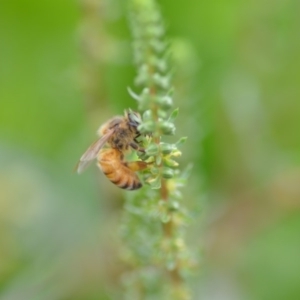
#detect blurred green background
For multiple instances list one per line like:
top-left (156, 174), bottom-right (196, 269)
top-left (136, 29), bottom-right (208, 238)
top-left (1, 0), bottom-right (300, 299)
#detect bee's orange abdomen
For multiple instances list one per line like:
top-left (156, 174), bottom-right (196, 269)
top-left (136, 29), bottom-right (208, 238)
top-left (97, 149), bottom-right (142, 190)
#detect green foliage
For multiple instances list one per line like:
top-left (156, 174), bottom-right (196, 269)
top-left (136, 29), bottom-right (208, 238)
top-left (120, 0), bottom-right (194, 299)
top-left (1, 0), bottom-right (300, 299)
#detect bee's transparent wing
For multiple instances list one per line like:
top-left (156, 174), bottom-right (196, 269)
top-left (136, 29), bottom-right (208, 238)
top-left (75, 129), bottom-right (113, 174)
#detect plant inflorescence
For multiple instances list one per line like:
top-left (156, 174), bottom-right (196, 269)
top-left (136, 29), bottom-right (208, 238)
top-left (120, 0), bottom-right (195, 299)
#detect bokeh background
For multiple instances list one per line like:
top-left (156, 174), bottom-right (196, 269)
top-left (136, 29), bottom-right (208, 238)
top-left (1, 0), bottom-right (300, 299)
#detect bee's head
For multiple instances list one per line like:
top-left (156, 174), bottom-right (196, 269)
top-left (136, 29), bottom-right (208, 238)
top-left (126, 109), bottom-right (141, 128)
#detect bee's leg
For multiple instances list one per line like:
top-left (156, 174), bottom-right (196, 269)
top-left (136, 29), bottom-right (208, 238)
top-left (133, 133), bottom-right (141, 144)
top-left (134, 133), bottom-right (146, 145)
top-left (130, 142), bottom-right (145, 153)
top-left (124, 161), bottom-right (148, 171)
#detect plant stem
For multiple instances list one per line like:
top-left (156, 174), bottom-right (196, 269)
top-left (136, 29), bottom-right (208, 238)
top-left (123, 0), bottom-right (193, 298)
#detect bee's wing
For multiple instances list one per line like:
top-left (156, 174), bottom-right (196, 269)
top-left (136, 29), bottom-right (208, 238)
top-left (75, 129), bottom-right (114, 174)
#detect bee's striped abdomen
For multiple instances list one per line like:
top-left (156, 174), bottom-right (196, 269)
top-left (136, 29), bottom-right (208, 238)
top-left (98, 149), bottom-right (143, 190)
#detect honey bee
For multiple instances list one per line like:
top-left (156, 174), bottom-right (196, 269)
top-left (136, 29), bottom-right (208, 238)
top-left (76, 110), bottom-right (148, 190)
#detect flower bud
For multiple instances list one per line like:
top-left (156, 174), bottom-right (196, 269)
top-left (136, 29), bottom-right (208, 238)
top-left (138, 121), bottom-right (155, 133)
top-left (146, 175), bottom-right (161, 189)
top-left (146, 143), bottom-right (159, 156)
top-left (159, 122), bottom-right (175, 135)
top-left (162, 167), bottom-right (174, 179)
top-left (160, 143), bottom-right (176, 154)
top-left (142, 109), bottom-right (152, 121)
top-left (163, 158), bottom-right (179, 168)
top-left (155, 95), bottom-right (173, 110)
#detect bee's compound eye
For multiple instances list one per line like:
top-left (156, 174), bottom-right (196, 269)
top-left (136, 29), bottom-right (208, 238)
top-left (128, 111), bottom-right (141, 127)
